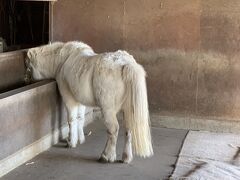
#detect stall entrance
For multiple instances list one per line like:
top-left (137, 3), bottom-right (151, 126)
top-left (0, 0), bottom-right (50, 52)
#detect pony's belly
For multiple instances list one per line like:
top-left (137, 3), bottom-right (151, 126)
top-left (70, 73), bottom-right (96, 107)
top-left (74, 86), bottom-right (96, 107)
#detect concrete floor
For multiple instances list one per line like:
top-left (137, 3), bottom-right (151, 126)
top-left (1, 122), bottom-right (187, 180)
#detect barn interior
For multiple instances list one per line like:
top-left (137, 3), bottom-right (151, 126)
top-left (0, 0), bottom-right (240, 179)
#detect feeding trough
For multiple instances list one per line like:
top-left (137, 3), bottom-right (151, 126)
top-left (0, 50), bottom-right (68, 177)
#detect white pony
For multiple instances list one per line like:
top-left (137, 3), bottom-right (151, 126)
top-left (26, 41), bottom-right (153, 163)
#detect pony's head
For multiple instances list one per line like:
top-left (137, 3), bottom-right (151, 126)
top-left (26, 42), bottom-right (64, 81)
top-left (26, 48), bottom-right (45, 81)
top-left (26, 41), bottom-right (94, 82)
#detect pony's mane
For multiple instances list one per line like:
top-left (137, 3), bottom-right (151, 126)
top-left (28, 41), bottom-right (94, 61)
top-left (41, 42), bottom-right (64, 54)
top-left (64, 41), bottom-right (93, 51)
top-left (27, 42), bottom-right (64, 61)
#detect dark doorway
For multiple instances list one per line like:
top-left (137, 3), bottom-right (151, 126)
top-left (0, 0), bottom-right (49, 52)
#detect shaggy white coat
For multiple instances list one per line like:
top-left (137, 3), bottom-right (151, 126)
top-left (27, 41), bottom-right (153, 163)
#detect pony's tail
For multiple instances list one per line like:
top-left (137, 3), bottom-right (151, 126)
top-left (123, 62), bottom-right (153, 158)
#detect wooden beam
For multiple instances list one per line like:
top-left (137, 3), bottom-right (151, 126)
top-left (16, 0), bottom-right (57, 2)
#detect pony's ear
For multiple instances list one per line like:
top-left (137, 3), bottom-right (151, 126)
top-left (27, 49), bottom-right (36, 60)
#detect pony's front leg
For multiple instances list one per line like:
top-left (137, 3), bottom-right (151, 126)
top-left (67, 106), bottom-right (79, 148)
top-left (78, 105), bottom-right (86, 144)
top-left (99, 110), bottom-right (119, 163)
top-left (57, 79), bottom-right (79, 148)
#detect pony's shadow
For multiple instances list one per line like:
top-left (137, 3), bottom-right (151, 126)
top-left (77, 155), bottom-right (100, 164)
top-left (53, 139), bottom-right (69, 148)
top-left (51, 141), bottom-right (124, 164)
top-left (42, 150), bottom-right (99, 164)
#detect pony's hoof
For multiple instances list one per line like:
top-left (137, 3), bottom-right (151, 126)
top-left (98, 156), bottom-right (109, 163)
top-left (66, 139), bottom-right (77, 148)
top-left (98, 154), bottom-right (116, 163)
top-left (122, 158), bottom-right (132, 164)
top-left (79, 137), bottom-right (85, 144)
top-left (122, 153), bottom-right (133, 164)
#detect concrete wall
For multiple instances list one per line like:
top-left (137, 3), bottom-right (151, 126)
top-left (52, 0), bottom-right (240, 122)
top-left (0, 80), bottom-right (70, 177)
top-left (0, 80), bottom-right (62, 160)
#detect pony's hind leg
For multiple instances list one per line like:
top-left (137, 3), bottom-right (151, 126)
top-left (78, 105), bottom-right (86, 144)
top-left (121, 110), bottom-right (133, 163)
top-left (99, 110), bottom-right (119, 163)
top-left (122, 130), bottom-right (133, 163)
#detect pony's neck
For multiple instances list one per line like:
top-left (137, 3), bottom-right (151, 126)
top-left (37, 43), bottom-right (96, 79)
top-left (37, 53), bottom-right (65, 79)
top-left (52, 54), bottom-right (68, 78)
top-left (53, 49), bottom-right (96, 77)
